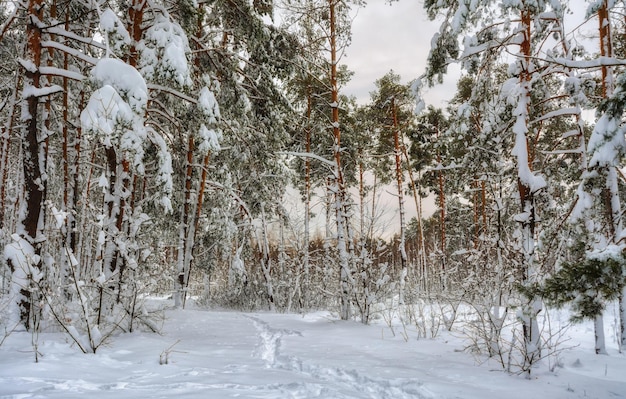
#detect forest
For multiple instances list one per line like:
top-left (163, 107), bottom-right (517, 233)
top-left (1, 0), bottom-right (626, 378)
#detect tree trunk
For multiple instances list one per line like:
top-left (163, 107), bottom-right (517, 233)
top-left (597, 1), bottom-right (624, 353)
top-left (10, 0), bottom-right (47, 330)
top-left (598, 0), bottom-right (613, 98)
top-left (329, 0), bottom-right (352, 320)
top-left (595, 314), bottom-right (607, 354)
top-left (402, 146), bottom-right (427, 292)
top-left (181, 150), bottom-right (211, 308)
top-left (436, 130), bottom-right (446, 290)
top-left (115, 159), bottom-right (131, 303)
top-left (392, 98), bottom-right (408, 304)
top-left (303, 88), bottom-right (312, 308)
top-left (128, 0), bottom-right (145, 68)
top-left (620, 288), bottom-right (626, 350)
top-left (517, 7), bottom-right (541, 373)
top-left (175, 135), bottom-right (195, 307)
top-left (0, 76), bottom-right (20, 232)
top-left (259, 205), bottom-right (275, 311)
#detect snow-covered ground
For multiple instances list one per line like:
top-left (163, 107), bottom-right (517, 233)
top-left (1, 301), bottom-right (625, 398)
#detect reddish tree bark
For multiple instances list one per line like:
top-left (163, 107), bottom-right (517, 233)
top-left (10, 0), bottom-right (47, 329)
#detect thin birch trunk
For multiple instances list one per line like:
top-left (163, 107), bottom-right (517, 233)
top-left (259, 205), bottom-right (275, 311)
top-left (181, 4), bottom-right (211, 309)
top-left (595, 314), bottom-right (607, 354)
top-left (401, 147), bottom-right (427, 292)
top-left (175, 135), bottom-right (195, 308)
top-left (391, 98), bottom-right (408, 304)
top-left (303, 88), bottom-right (312, 308)
top-left (436, 129), bottom-right (446, 291)
top-left (357, 151), bottom-right (370, 323)
top-left (621, 288), bottom-right (626, 350)
top-left (0, 75), bottom-right (20, 233)
top-left (180, 151), bottom-right (211, 308)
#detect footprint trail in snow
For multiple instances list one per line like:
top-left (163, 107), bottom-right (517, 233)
top-left (247, 315), bottom-right (434, 399)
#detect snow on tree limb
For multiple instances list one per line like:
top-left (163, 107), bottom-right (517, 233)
top-left (22, 84), bottom-right (63, 98)
top-left (39, 66), bottom-right (85, 81)
top-left (41, 40), bottom-right (99, 65)
top-left (147, 83), bottom-right (197, 103)
top-left (278, 151), bottom-right (335, 167)
top-left (92, 58), bottom-right (148, 113)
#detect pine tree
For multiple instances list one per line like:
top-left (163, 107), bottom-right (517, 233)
top-left (280, 0), bottom-right (362, 317)
top-left (366, 71), bottom-right (415, 303)
top-left (419, 0), bottom-right (599, 371)
top-left (534, 242), bottom-right (626, 354)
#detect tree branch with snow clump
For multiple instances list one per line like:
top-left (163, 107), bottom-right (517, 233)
top-left (197, 86), bottom-right (222, 154)
top-left (99, 8), bottom-right (131, 57)
top-left (139, 14), bottom-right (192, 88)
top-left (3, 235), bottom-right (40, 329)
top-left (91, 58), bottom-right (148, 114)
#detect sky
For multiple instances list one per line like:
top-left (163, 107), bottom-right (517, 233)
top-left (336, 0), bottom-right (450, 225)
top-left (340, 0), bottom-right (591, 107)
top-left (342, 0), bottom-right (459, 107)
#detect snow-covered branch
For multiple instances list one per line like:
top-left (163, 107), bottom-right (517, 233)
top-left (23, 85), bottom-right (63, 98)
top-left (548, 56), bottom-right (626, 69)
top-left (44, 26), bottom-right (108, 50)
top-left (0, 6), bottom-right (18, 42)
top-left (147, 84), bottom-right (197, 104)
top-left (278, 151), bottom-right (335, 167)
top-left (39, 66), bottom-right (85, 81)
top-left (41, 40), bottom-right (99, 65)
top-left (531, 107), bottom-right (580, 124)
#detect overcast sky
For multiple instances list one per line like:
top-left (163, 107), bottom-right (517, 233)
top-left (340, 0), bottom-right (593, 107)
top-left (341, 0), bottom-right (459, 108)
top-left (336, 1), bottom-right (452, 223)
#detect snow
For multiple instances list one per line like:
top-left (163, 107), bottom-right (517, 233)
top-left (198, 87), bottom-right (221, 124)
top-left (3, 235), bottom-right (36, 327)
top-left (100, 9), bottom-right (124, 35)
top-left (587, 114), bottom-right (626, 168)
top-left (99, 8), bottom-right (131, 55)
top-left (82, 57), bottom-right (156, 175)
top-left (198, 124), bottom-right (221, 153)
top-left (1, 300), bottom-right (625, 398)
top-left (98, 173), bottom-right (109, 188)
top-left (140, 15), bottom-right (192, 87)
top-left (41, 40), bottom-right (100, 66)
top-left (81, 84), bottom-right (134, 141)
top-left (147, 127), bottom-right (174, 212)
top-left (39, 66), bottom-right (85, 81)
top-left (411, 78), bottom-right (425, 115)
top-left (22, 84), bottom-right (63, 99)
top-left (50, 206), bottom-right (68, 229)
top-left (586, 243), bottom-right (625, 262)
top-left (229, 246), bottom-right (247, 287)
top-left (17, 58), bottom-right (37, 73)
top-left (509, 80), bottom-right (547, 194)
top-left (91, 58), bottom-right (148, 114)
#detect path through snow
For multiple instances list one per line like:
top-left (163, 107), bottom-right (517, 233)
top-left (248, 315), bottom-right (432, 399)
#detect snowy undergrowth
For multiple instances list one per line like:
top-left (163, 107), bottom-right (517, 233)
top-left (0, 299), bottom-right (624, 398)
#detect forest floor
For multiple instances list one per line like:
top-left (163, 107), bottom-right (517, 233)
top-left (0, 299), bottom-right (625, 398)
